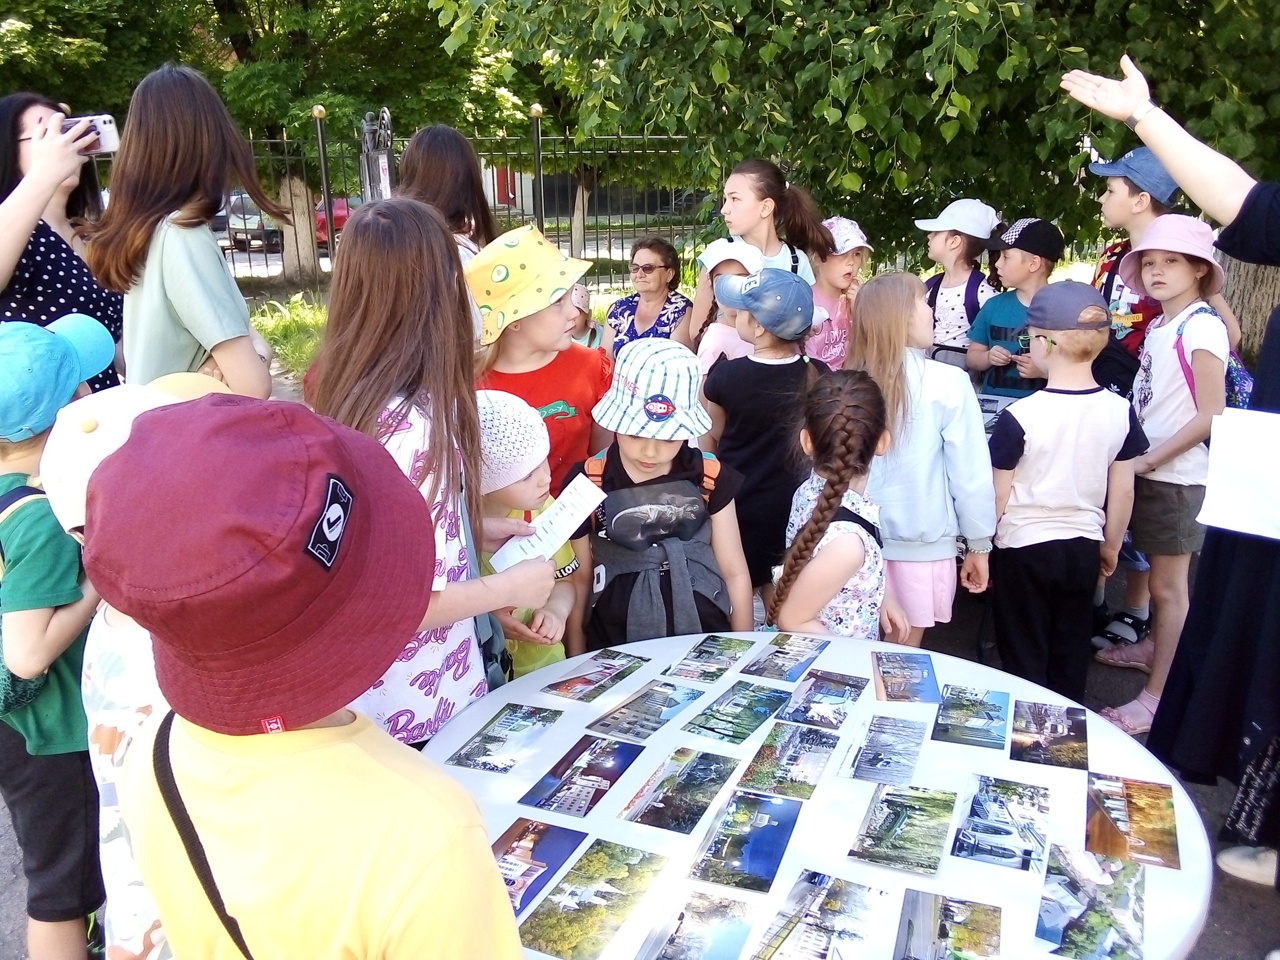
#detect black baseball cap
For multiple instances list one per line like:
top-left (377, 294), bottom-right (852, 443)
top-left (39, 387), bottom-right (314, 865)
top-left (985, 218), bottom-right (1066, 261)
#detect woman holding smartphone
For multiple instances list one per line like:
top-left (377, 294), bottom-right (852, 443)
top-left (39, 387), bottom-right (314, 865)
top-left (0, 93), bottom-right (123, 390)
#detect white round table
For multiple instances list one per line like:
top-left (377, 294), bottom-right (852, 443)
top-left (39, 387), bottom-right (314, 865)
top-left (423, 633), bottom-right (1211, 959)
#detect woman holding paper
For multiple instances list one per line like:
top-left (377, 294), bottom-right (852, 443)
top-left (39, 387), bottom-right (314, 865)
top-left (1064, 55), bottom-right (1280, 892)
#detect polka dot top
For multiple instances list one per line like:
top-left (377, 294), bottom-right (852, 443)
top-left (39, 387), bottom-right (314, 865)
top-left (1, 220), bottom-right (123, 391)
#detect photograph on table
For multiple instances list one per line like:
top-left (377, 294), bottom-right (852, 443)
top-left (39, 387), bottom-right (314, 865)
top-left (445, 703), bottom-right (564, 773)
top-left (636, 889), bottom-right (753, 960)
top-left (619, 747), bottom-right (740, 834)
top-left (519, 838), bottom-right (669, 960)
top-left (778, 669), bottom-right (869, 730)
top-left (490, 818), bottom-right (590, 918)
top-left (1085, 774), bottom-right (1181, 869)
top-left (1009, 701), bottom-right (1090, 771)
top-left (519, 735), bottom-right (645, 818)
top-left (746, 869), bottom-right (894, 960)
top-left (689, 789), bottom-right (804, 893)
top-left (1036, 844), bottom-right (1145, 959)
top-left (541, 647), bottom-right (649, 702)
top-left (586, 679), bottom-right (705, 744)
top-left (683, 680), bottom-right (792, 745)
top-left (740, 632), bottom-right (831, 683)
top-left (663, 633), bottom-right (758, 683)
top-left (848, 784), bottom-right (958, 875)
top-left (894, 889), bottom-right (1003, 959)
top-left (930, 685), bottom-right (1011, 750)
top-left (950, 776), bottom-right (1052, 873)
top-left (738, 722), bottom-right (840, 800)
top-left (839, 715), bottom-right (927, 786)
top-left (871, 650), bottom-right (942, 702)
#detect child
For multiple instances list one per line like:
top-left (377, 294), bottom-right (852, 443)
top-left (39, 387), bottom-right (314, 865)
top-left (967, 217), bottom-right (1066, 398)
top-left (769, 370), bottom-right (894, 638)
top-left (807, 216), bottom-right (873, 368)
top-left (988, 283), bottom-right (1148, 702)
top-left (310, 199), bottom-right (555, 746)
top-left (477, 390), bottom-right (578, 675)
top-left (692, 238), bottom-right (764, 373)
top-left (847, 273), bottom-right (995, 646)
top-left (0, 314), bottom-right (114, 960)
top-left (569, 282), bottom-right (606, 350)
top-left (1096, 215), bottom-right (1230, 735)
top-left (703, 269), bottom-right (829, 595)
top-left (913, 198), bottom-right (1002, 364)
top-left (567, 339), bottom-right (752, 648)
top-left (471, 225), bottom-right (614, 496)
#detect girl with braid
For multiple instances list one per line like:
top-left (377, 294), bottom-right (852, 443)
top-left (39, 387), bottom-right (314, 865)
top-left (769, 370), bottom-right (908, 639)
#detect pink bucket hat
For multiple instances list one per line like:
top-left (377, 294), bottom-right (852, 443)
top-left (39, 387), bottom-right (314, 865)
top-left (1118, 214), bottom-right (1225, 298)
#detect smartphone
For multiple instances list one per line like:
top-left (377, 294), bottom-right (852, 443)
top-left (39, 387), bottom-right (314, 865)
top-left (61, 115), bottom-right (119, 155)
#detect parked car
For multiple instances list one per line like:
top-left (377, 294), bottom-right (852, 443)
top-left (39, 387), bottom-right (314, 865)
top-left (227, 190), bottom-right (281, 251)
top-left (315, 196), bottom-right (362, 248)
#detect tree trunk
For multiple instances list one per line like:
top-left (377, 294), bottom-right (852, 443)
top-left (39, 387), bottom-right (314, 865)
top-left (279, 175), bottom-right (319, 283)
top-left (1221, 254), bottom-right (1280, 364)
top-left (569, 164), bottom-right (599, 260)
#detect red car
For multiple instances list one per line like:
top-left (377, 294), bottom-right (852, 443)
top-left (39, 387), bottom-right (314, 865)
top-left (315, 196), bottom-right (362, 247)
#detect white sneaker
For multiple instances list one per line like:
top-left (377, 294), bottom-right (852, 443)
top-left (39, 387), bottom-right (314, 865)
top-left (1216, 845), bottom-right (1278, 885)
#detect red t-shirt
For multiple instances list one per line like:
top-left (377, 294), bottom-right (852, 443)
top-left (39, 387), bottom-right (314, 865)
top-left (479, 345), bottom-right (614, 494)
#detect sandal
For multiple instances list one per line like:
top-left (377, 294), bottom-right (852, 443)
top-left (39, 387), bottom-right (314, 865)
top-left (1101, 692), bottom-right (1159, 736)
top-left (1091, 610), bottom-right (1149, 651)
top-left (1094, 638), bottom-right (1154, 674)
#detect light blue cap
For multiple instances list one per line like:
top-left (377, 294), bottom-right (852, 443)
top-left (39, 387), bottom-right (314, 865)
top-left (1089, 147), bottom-right (1180, 207)
top-left (0, 314), bottom-right (116, 441)
top-left (714, 268), bottom-right (814, 341)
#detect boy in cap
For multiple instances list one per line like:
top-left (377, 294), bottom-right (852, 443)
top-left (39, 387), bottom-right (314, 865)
top-left (92, 395), bottom-right (520, 959)
top-left (0, 314), bottom-right (115, 960)
top-left (967, 217), bottom-right (1067, 398)
top-left (568, 339), bottom-right (753, 647)
top-left (987, 282), bottom-right (1147, 701)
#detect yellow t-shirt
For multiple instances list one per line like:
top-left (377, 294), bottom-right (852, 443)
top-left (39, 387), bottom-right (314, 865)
top-left (119, 712), bottom-right (521, 960)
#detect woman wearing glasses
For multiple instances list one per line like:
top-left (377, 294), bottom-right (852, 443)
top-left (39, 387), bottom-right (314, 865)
top-left (605, 237), bottom-right (692, 354)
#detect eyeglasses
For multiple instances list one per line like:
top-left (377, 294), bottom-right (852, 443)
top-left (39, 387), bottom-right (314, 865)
top-left (630, 262), bottom-right (668, 276)
top-left (1016, 333), bottom-right (1056, 350)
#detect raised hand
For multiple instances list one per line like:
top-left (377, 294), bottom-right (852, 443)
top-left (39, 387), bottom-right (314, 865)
top-left (1060, 54), bottom-right (1151, 122)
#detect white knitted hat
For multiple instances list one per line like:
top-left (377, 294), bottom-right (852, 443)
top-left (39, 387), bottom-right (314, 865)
top-left (591, 339), bottom-right (711, 441)
top-left (477, 390), bottom-right (551, 494)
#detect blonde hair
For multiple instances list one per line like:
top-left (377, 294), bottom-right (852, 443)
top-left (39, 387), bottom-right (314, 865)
top-left (844, 272), bottom-right (921, 440)
top-left (1049, 323), bottom-right (1110, 363)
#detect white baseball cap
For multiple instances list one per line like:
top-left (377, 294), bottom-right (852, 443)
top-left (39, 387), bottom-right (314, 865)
top-left (697, 238), bottom-right (765, 276)
top-left (592, 339), bottom-right (711, 441)
top-left (913, 199), bottom-right (1001, 239)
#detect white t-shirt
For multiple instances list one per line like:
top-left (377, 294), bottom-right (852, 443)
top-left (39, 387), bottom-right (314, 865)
top-left (727, 237), bottom-right (816, 283)
top-left (933, 276), bottom-right (997, 347)
top-left (348, 400), bottom-right (487, 743)
top-left (1132, 302), bottom-right (1230, 485)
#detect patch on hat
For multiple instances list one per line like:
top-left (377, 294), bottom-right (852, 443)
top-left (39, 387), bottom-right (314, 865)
top-left (643, 394), bottom-right (676, 423)
top-left (306, 475), bottom-right (353, 570)
top-left (1002, 218), bottom-right (1037, 244)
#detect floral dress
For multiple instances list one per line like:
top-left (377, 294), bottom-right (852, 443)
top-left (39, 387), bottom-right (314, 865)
top-left (606, 290), bottom-right (692, 353)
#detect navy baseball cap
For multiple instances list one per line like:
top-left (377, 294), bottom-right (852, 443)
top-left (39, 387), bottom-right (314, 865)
top-left (1026, 282), bottom-right (1111, 332)
top-left (0, 314), bottom-right (115, 442)
top-left (1089, 147), bottom-right (1180, 207)
top-left (714, 268), bottom-right (814, 341)
top-left (986, 218), bottom-right (1066, 262)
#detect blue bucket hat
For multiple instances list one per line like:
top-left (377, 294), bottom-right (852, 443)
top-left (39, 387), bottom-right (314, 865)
top-left (0, 314), bottom-right (116, 441)
top-left (714, 268), bottom-right (814, 341)
top-left (1089, 147), bottom-right (1180, 207)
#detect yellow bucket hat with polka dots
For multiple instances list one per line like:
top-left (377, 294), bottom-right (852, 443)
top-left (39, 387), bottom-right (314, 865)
top-left (465, 225), bottom-right (592, 345)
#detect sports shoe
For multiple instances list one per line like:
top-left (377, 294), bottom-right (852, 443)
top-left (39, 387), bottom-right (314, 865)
top-left (1091, 610), bottom-right (1150, 651)
top-left (1216, 845), bottom-right (1278, 885)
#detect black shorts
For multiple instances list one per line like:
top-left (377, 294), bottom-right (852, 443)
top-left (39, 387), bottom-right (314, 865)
top-left (0, 721), bottom-right (104, 922)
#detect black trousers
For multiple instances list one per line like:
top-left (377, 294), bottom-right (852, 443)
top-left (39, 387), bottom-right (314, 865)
top-left (991, 537), bottom-right (1100, 703)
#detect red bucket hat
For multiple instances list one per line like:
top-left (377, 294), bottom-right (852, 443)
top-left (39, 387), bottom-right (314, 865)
top-left (83, 395), bottom-right (435, 735)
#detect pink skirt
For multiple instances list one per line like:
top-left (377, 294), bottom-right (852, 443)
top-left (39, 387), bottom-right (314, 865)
top-left (885, 558), bottom-right (957, 628)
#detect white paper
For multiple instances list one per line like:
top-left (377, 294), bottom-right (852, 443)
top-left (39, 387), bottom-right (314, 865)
top-left (488, 472), bottom-right (607, 571)
top-left (1197, 407), bottom-right (1280, 541)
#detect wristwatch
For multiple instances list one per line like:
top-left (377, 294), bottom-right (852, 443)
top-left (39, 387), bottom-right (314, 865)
top-left (1124, 99), bottom-right (1159, 131)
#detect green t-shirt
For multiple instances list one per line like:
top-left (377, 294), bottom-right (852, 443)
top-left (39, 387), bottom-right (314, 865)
top-left (0, 473), bottom-right (90, 755)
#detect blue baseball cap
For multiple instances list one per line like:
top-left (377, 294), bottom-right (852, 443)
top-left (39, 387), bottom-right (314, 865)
top-left (0, 314), bottom-right (116, 441)
top-left (1089, 147), bottom-right (1180, 207)
top-left (714, 268), bottom-right (814, 341)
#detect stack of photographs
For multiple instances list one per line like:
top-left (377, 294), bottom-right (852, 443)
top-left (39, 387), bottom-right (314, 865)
top-left (950, 775), bottom-right (1052, 873)
top-left (872, 650), bottom-right (942, 702)
top-left (778, 669), bottom-right (868, 730)
top-left (682, 681), bottom-right (791, 744)
top-left (1010, 701), bottom-right (1090, 770)
top-left (747, 870), bottom-right (893, 959)
top-left (1036, 844), bottom-right (1145, 958)
top-left (1085, 774), bottom-right (1180, 869)
top-left (740, 633), bottom-right (830, 683)
top-left (840, 715), bottom-right (927, 786)
top-left (663, 634), bottom-right (757, 683)
top-left (895, 890), bottom-right (1003, 958)
top-left (490, 818), bottom-right (589, 917)
top-left (445, 703), bottom-right (563, 773)
top-left (689, 789), bottom-right (804, 893)
top-left (586, 679), bottom-right (704, 744)
top-left (519, 735), bottom-right (644, 818)
top-left (738, 722), bottom-right (840, 800)
top-left (635, 890), bottom-right (753, 960)
top-left (848, 784), bottom-right (958, 875)
top-left (930, 685), bottom-right (1011, 750)
top-left (619, 747), bottom-right (739, 834)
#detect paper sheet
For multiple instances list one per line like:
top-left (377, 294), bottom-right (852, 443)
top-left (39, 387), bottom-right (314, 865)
top-left (1197, 407), bottom-right (1280, 541)
top-left (488, 472), bottom-right (606, 571)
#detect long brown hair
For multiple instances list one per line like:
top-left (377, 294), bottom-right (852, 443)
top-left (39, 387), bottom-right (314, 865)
top-left (768, 370), bottom-right (887, 625)
top-left (845, 272), bottom-right (921, 440)
top-left (398, 125), bottom-right (498, 247)
top-left (310, 197), bottom-right (482, 530)
top-left (731, 159), bottom-right (829, 255)
top-left (85, 64), bottom-right (289, 292)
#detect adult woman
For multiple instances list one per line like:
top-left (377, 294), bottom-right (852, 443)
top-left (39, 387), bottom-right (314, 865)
top-left (84, 65), bottom-right (281, 397)
top-left (1, 94), bottom-right (122, 390)
top-left (398, 124), bottom-right (498, 265)
top-left (605, 236), bottom-right (690, 355)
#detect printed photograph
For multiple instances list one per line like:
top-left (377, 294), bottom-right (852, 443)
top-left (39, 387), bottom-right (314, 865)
top-left (840, 715), bottom-right (927, 786)
top-left (739, 722), bottom-right (840, 800)
top-left (683, 681), bottom-right (792, 745)
top-left (778, 669), bottom-right (869, 730)
top-left (848, 784), bottom-right (958, 875)
top-left (747, 869), bottom-right (892, 960)
top-left (519, 735), bottom-right (645, 818)
top-left (586, 679), bottom-right (705, 744)
top-left (490, 818), bottom-right (589, 917)
top-left (445, 703), bottom-right (564, 773)
top-left (930, 685), bottom-right (1011, 750)
top-left (541, 648), bottom-right (649, 702)
top-left (663, 634), bottom-right (758, 684)
top-left (894, 889), bottom-right (1003, 959)
top-left (690, 790), bottom-right (804, 893)
top-left (950, 776), bottom-right (1052, 873)
top-left (1010, 701), bottom-right (1090, 771)
top-left (1036, 844), bottom-right (1145, 958)
top-left (1085, 774), bottom-right (1181, 869)
top-left (620, 747), bottom-right (740, 835)
top-left (872, 650), bottom-right (942, 702)
top-left (740, 633), bottom-right (831, 683)
top-left (636, 890), bottom-right (753, 960)
top-left (519, 839), bottom-right (668, 960)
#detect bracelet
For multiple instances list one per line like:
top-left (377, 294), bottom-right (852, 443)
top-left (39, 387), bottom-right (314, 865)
top-left (966, 543), bottom-right (993, 555)
top-left (1124, 99), bottom-right (1159, 131)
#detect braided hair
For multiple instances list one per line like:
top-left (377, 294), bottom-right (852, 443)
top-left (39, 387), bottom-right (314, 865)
top-left (767, 370), bottom-right (887, 626)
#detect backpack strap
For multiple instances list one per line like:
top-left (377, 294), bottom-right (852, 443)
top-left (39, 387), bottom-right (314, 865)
top-left (1172, 306), bottom-right (1221, 411)
top-left (831, 505), bottom-right (883, 547)
top-left (0, 485), bottom-right (46, 575)
top-left (963, 269), bottom-right (984, 324)
top-left (583, 452), bottom-right (607, 488)
top-left (788, 243), bottom-right (800, 274)
top-left (925, 274), bottom-right (943, 311)
top-left (699, 453), bottom-right (720, 500)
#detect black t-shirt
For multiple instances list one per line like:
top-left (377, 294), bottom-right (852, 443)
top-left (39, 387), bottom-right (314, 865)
top-left (1217, 181), bottom-right (1280, 268)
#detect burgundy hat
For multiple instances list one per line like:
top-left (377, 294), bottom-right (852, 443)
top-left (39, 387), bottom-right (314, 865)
top-left (83, 395), bottom-right (435, 735)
